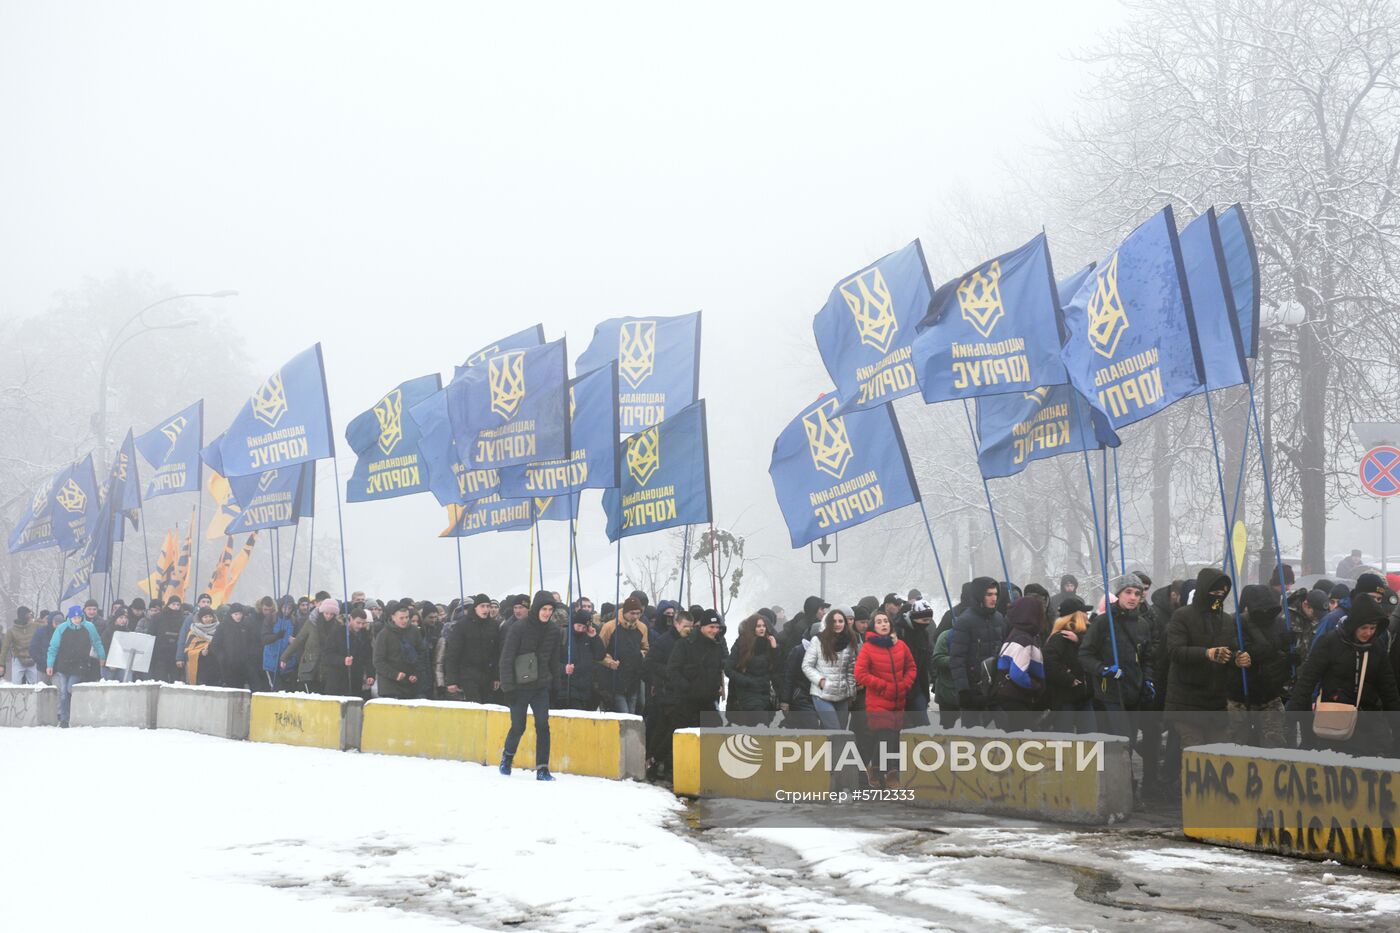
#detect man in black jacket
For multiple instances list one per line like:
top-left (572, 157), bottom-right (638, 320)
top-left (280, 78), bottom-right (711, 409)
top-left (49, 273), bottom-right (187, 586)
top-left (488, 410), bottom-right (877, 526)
top-left (779, 595), bottom-right (827, 660)
top-left (644, 610), bottom-right (693, 780)
top-left (1166, 567), bottom-right (1240, 749)
top-left (948, 577), bottom-right (1005, 723)
top-left (1226, 585), bottom-right (1291, 747)
top-left (444, 594), bottom-right (501, 703)
top-left (556, 608), bottom-right (605, 711)
top-left (498, 591), bottom-right (562, 781)
top-left (895, 600), bottom-right (936, 726)
top-left (665, 610), bottom-right (726, 732)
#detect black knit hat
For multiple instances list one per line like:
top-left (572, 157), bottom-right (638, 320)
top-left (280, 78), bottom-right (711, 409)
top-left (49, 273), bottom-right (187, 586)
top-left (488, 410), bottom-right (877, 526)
top-left (472, 593), bottom-right (492, 607)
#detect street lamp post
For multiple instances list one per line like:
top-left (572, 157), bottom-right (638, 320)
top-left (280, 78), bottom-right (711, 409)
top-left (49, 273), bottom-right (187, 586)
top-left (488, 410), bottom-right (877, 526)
top-left (92, 290), bottom-right (237, 475)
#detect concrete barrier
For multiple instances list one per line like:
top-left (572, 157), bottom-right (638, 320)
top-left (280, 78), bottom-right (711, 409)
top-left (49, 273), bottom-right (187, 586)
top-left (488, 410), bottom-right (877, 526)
top-left (0, 684), bottom-right (58, 727)
top-left (250, 693), bottom-right (363, 751)
top-left (71, 682), bottom-right (160, 729)
top-left (156, 684), bottom-right (251, 740)
top-left (898, 727), bottom-right (1133, 823)
top-left (1182, 744), bottom-right (1400, 872)
top-left (671, 728), bottom-right (864, 799)
top-left (361, 699), bottom-right (645, 780)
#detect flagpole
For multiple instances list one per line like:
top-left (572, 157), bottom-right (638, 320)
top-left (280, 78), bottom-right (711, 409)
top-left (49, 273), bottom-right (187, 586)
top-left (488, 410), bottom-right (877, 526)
top-left (116, 539), bottom-right (126, 602)
top-left (1101, 448), bottom-right (1113, 575)
top-left (535, 518), bottom-right (545, 591)
top-left (565, 491), bottom-right (576, 670)
top-left (455, 538), bottom-right (465, 605)
top-left (55, 552), bottom-right (67, 607)
top-left (1111, 446), bottom-right (1128, 574)
top-left (614, 537), bottom-right (622, 618)
top-left (1072, 406), bottom-right (1124, 710)
top-left (329, 456), bottom-right (350, 605)
top-left (961, 399), bottom-right (1012, 586)
top-left (193, 486), bottom-right (204, 603)
top-left (915, 499), bottom-right (954, 615)
top-left (528, 518), bottom-right (537, 593)
top-left (269, 527), bottom-right (279, 603)
top-left (283, 518), bottom-right (300, 599)
top-left (306, 511), bottom-right (315, 600)
top-left (1202, 390), bottom-right (1250, 698)
top-left (141, 514), bottom-right (152, 601)
top-left (676, 524), bottom-right (689, 603)
top-left (707, 522), bottom-right (719, 612)
top-left (1246, 380), bottom-right (1295, 642)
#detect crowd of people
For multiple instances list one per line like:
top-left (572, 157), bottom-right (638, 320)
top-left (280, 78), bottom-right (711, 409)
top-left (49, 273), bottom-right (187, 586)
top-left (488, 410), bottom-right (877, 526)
top-left (3, 562), bottom-right (1398, 793)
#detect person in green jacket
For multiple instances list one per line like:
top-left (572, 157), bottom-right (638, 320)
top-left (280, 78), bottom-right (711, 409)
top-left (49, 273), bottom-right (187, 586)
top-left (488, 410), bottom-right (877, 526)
top-left (374, 600), bottom-right (426, 699)
top-left (2, 607), bottom-right (41, 683)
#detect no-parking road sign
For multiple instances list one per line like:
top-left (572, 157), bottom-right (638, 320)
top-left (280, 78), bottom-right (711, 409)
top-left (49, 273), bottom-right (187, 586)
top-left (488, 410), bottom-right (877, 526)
top-left (1360, 446), bottom-right (1400, 497)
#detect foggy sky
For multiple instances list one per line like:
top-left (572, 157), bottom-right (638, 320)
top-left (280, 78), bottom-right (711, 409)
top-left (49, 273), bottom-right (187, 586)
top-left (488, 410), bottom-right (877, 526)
top-left (2, 1), bottom-right (1136, 606)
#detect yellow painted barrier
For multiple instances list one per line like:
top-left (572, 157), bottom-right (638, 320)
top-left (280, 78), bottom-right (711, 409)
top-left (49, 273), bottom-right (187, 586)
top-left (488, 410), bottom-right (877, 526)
top-left (249, 693), bottom-right (363, 751)
top-left (361, 699), bottom-right (645, 780)
top-left (671, 728), bottom-right (861, 800)
top-left (898, 727), bottom-right (1133, 822)
top-left (1182, 744), bottom-right (1400, 872)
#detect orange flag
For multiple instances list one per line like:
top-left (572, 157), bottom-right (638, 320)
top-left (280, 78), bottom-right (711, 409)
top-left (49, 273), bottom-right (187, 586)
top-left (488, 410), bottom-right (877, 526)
top-left (137, 528), bottom-right (179, 600)
top-left (207, 532), bottom-right (258, 605)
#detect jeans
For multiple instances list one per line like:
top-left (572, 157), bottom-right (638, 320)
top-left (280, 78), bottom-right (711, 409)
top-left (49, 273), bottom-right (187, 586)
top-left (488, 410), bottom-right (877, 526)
top-left (8, 659), bottom-right (41, 685)
top-left (504, 684), bottom-right (552, 768)
top-left (54, 671), bottom-right (84, 724)
top-left (611, 689), bottom-right (640, 715)
top-left (811, 696), bottom-right (850, 731)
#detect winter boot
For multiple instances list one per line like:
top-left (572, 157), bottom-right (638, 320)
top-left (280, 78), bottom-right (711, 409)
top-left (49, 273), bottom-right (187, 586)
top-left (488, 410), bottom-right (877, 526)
top-left (499, 753), bottom-right (513, 776)
top-left (536, 767), bottom-right (555, 782)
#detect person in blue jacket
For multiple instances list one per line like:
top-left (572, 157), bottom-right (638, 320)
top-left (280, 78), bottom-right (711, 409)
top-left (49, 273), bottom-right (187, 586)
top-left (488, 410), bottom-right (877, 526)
top-left (46, 606), bottom-right (106, 727)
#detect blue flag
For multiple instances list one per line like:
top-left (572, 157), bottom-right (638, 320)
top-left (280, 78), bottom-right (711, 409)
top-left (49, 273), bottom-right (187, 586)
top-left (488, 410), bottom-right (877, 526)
top-left (51, 455), bottom-right (101, 552)
top-left (212, 344), bottom-right (335, 477)
top-left (226, 462), bottom-right (316, 533)
top-left (1216, 203), bottom-right (1260, 360)
top-left (439, 494), bottom-right (535, 538)
top-left (345, 374), bottom-right (441, 503)
top-left (454, 324), bottom-right (546, 380)
top-left (913, 233), bottom-right (1068, 403)
top-left (499, 363), bottom-right (620, 498)
top-left (107, 430), bottom-right (142, 543)
top-left (576, 311), bottom-right (701, 435)
top-left (1060, 206), bottom-right (1204, 431)
top-left (136, 401), bottom-right (203, 498)
top-left (448, 338), bottom-right (570, 469)
top-left (602, 400), bottom-right (712, 542)
top-left (61, 501), bottom-right (116, 601)
top-left (976, 385), bottom-right (1120, 479)
top-left (407, 388), bottom-right (501, 506)
top-left (7, 470), bottom-right (60, 553)
top-left (1179, 208), bottom-right (1249, 392)
top-left (768, 395), bottom-right (920, 549)
top-left (531, 493), bottom-right (583, 524)
top-left (813, 241), bottom-right (931, 413)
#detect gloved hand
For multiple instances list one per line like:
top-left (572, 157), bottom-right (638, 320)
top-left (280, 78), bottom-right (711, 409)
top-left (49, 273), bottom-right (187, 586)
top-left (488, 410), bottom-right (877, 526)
top-left (1142, 679), bottom-right (1156, 701)
top-left (1101, 665), bottom-right (1123, 680)
top-left (957, 689), bottom-right (982, 710)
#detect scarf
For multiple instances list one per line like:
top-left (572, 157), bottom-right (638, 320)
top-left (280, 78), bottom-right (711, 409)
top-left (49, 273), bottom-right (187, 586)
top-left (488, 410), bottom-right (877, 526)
top-left (397, 627), bottom-right (420, 667)
top-left (866, 634), bottom-right (895, 649)
top-left (190, 617), bottom-right (219, 642)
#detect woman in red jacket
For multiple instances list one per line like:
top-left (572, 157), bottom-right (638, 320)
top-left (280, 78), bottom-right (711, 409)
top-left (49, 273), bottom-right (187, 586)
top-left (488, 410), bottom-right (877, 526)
top-left (854, 611), bottom-right (918, 788)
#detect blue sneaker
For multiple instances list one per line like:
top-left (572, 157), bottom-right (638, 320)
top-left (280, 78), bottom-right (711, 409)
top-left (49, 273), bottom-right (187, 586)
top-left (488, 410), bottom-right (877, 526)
top-left (499, 753), bottom-right (513, 776)
top-left (536, 767), bottom-right (555, 782)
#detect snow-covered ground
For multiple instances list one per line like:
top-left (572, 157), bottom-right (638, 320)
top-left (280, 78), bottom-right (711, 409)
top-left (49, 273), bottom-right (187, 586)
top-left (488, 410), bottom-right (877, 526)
top-left (3, 728), bottom-right (1398, 931)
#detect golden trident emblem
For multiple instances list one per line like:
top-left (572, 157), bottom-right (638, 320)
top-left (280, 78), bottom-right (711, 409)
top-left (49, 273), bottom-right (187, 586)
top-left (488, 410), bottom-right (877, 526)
top-left (618, 321), bottom-right (657, 390)
top-left (840, 267), bottom-right (898, 354)
top-left (488, 351), bottom-right (526, 420)
top-left (627, 427), bottom-right (660, 487)
top-left (1086, 251), bottom-right (1129, 359)
top-left (534, 496), bottom-right (554, 516)
top-left (251, 373), bottom-right (289, 428)
top-left (374, 389), bottom-right (403, 455)
top-left (55, 478), bottom-right (87, 514)
top-left (1023, 386), bottom-right (1050, 405)
top-left (258, 469), bottom-right (279, 493)
top-left (161, 416), bottom-right (188, 455)
top-left (957, 260), bottom-right (1005, 339)
top-left (802, 397), bottom-right (854, 480)
top-left (31, 480), bottom-right (51, 516)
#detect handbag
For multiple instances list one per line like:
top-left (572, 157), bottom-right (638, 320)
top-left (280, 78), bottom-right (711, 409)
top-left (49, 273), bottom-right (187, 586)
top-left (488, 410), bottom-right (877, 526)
top-left (1312, 648), bottom-right (1369, 741)
top-left (513, 651), bottom-right (540, 687)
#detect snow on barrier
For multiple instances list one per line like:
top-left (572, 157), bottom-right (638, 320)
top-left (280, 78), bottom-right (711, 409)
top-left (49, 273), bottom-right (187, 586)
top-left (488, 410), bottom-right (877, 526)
top-left (1182, 744), bottom-right (1400, 872)
top-left (155, 683), bottom-right (251, 740)
top-left (897, 727), bottom-right (1133, 823)
top-left (249, 692), bottom-right (363, 751)
top-left (71, 682), bottom-right (160, 729)
top-left (671, 728), bottom-right (865, 800)
top-left (0, 684), bottom-right (58, 727)
top-left (360, 699), bottom-right (646, 780)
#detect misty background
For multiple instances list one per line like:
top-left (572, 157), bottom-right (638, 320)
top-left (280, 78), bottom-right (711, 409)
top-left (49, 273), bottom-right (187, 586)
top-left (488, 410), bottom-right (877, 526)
top-left (4, 0), bottom-right (1396, 621)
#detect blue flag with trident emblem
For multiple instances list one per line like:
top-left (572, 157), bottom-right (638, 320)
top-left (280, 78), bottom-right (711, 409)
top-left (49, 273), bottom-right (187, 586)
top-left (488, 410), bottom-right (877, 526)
top-left (768, 395), bottom-right (920, 549)
top-left (576, 311), bottom-right (701, 435)
top-left (345, 373), bottom-right (441, 503)
top-left (1060, 206), bottom-right (1205, 432)
top-left (448, 338), bottom-right (570, 470)
top-left (407, 387), bottom-right (501, 507)
top-left (602, 400), bottom-right (712, 542)
top-left (454, 324), bottom-right (546, 380)
top-left (439, 494), bottom-right (535, 538)
top-left (211, 344), bottom-right (336, 477)
top-left (913, 233), bottom-right (1068, 403)
top-left (499, 362), bottom-right (621, 498)
top-left (813, 240), bottom-right (932, 414)
top-left (136, 400), bottom-right (203, 498)
top-left (227, 461), bottom-right (316, 533)
top-left (7, 465), bottom-right (66, 553)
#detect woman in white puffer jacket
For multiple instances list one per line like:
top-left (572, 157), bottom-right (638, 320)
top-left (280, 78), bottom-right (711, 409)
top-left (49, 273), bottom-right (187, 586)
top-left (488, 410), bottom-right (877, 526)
top-left (802, 609), bottom-right (858, 729)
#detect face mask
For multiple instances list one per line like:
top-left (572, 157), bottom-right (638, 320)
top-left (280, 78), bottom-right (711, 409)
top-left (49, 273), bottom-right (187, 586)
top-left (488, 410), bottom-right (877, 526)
top-left (1209, 592), bottom-right (1227, 612)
